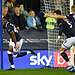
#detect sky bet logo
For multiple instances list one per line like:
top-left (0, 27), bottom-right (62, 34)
top-left (30, 52), bottom-right (53, 66)
top-left (29, 51), bottom-right (70, 67)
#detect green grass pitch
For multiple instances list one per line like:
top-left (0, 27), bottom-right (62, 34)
top-left (0, 68), bottom-right (75, 75)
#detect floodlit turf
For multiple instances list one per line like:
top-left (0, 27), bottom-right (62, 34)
top-left (0, 68), bottom-right (75, 75)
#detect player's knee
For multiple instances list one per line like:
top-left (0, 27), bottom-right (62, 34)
top-left (8, 46), bottom-right (13, 52)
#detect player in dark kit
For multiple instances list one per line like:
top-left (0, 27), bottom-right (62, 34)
top-left (54, 6), bottom-right (75, 72)
top-left (2, 18), bottom-right (37, 70)
top-left (44, 5), bottom-right (75, 72)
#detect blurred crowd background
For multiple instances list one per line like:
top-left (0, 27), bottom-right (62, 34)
top-left (2, 0), bottom-right (75, 50)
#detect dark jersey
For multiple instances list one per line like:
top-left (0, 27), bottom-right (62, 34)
top-left (57, 14), bottom-right (75, 38)
top-left (6, 22), bottom-right (22, 42)
top-left (66, 14), bottom-right (75, 25)
top-left (66, 14), bottom-right (75, 34)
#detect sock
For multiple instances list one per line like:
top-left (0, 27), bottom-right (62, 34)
top-left (61, 51), bottom-right (69, 62)
top-left (16, 52), bottom-right (27, 57)
top-left (70, 52), bottom-right (74, 66)
top-left (70, 46), bottom-right (75, 66)
top-left (7, 51), bottom-right (14, 67)
top-left (8, 54), bottom-right (14, 65)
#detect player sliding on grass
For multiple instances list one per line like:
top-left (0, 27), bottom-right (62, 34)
top-left (44, 5), bottom-right (75, 72)
top-left (2, 17), bottom-right (37, 70)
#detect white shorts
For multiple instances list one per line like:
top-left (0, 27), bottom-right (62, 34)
top-left (62, 37), bottom-right (75, 49)
top-left (9, 39), bottom-right (24, 52)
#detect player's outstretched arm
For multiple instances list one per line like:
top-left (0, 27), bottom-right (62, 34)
top-left (44, 13), bottom-right (66, 19)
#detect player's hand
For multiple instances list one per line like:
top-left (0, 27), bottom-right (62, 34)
top-left (16, 27), bottom-right (20, 30)
top-left (58, 36), bottom-right (61, 39)
top-left (56, 36), bottom-right (61, 43)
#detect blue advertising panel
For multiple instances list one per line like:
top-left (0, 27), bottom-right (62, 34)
top-left (3, 50), bottom-right (70, 69)
top-left (3, 50), bottom-right (54, 69)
